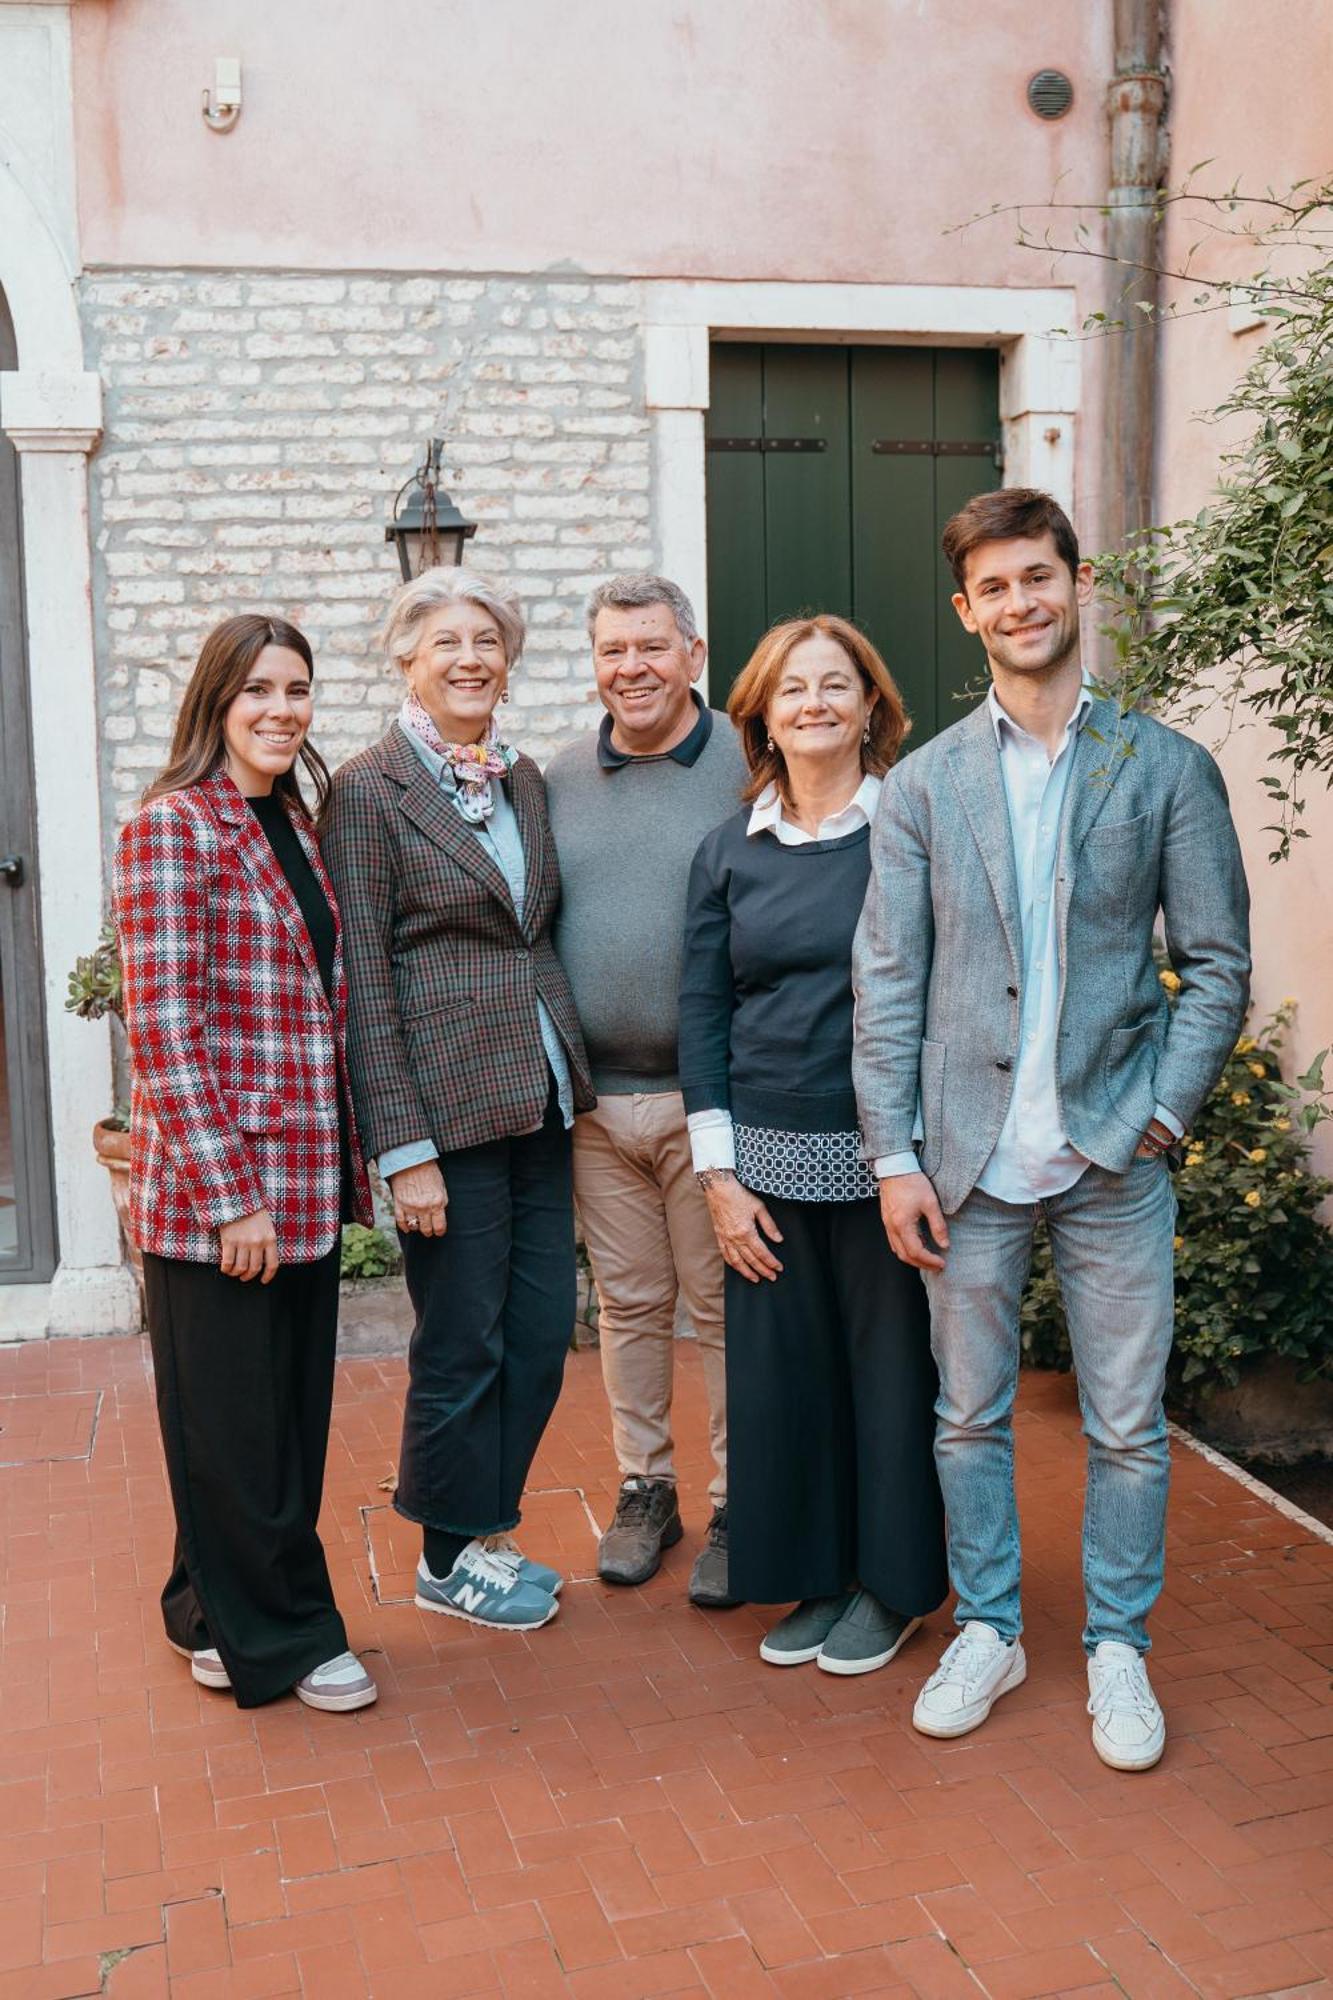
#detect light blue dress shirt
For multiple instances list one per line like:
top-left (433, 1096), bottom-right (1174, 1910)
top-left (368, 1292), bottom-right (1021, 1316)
top-left (877, 683), bottom-right (1180, 1196)
top-left (377, 727), bottom-right (574, 1184)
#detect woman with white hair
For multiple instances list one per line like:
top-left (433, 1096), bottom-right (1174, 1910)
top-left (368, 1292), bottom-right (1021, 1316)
top-left (323, 568), bottom-right (594, 1633)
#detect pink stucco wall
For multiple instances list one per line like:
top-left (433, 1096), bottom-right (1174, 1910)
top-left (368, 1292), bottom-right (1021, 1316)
top-left (72, 0), bottom-right (1111, 285)
top-left (1158, 0), bottom-right (1333, 1173)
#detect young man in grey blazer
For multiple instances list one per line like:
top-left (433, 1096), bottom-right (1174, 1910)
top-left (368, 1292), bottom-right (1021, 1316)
top-left (852, 489), bottom-right (1250, 1771)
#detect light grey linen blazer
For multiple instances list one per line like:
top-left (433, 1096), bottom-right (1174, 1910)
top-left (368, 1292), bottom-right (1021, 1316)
top-left (851, 693), bottom-right (1251, 1215)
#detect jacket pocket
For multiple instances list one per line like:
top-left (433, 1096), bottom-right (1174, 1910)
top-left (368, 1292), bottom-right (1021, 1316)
top-left (1103, 1014), bottom-right (1164, 1134)
top-left (228, 1090), bottom-right (287, 1135)
top-left (918, 1039), bottom-right (947, 1179)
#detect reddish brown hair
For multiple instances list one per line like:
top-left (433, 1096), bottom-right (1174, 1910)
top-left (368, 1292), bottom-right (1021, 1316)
top-left (941, 487), bottom-right (1080, 593)
top-left (144, 614), bottom-right (329, 817)
top-left (726, 614), bottom-right (910, 804)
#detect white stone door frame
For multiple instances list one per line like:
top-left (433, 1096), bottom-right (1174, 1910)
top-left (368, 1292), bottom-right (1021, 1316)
top-left (0, 4), bottom-right (139, 1334)
top-left (642, 280), bottom-right (1080, 693)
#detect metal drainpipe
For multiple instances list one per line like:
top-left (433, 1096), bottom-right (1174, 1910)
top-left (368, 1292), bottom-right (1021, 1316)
top-left (1104, 0), bottom-right (1169, 555)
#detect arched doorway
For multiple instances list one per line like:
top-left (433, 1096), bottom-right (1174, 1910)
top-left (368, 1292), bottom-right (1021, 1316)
top-left (0, 282), bottom-right (57, 1278)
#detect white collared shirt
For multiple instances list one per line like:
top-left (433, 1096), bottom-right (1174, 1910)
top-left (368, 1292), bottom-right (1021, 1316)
top-left (688, 774), bottom-right (882, 1173)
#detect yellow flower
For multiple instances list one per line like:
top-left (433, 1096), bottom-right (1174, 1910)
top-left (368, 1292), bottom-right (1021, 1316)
top-left (1185, 1149), bottom-right (1205, 1168)
top-left (1243, 1190), bottom-right (1263, 1208)
top-left (1234, 1036), bottom-right (1256, 1055)
top-left (1159, 969), bottom-right (1182, 993)
top-left (1248, 1148), bottom-right (1267, 1164)
top-left (1248, 1062), bottom-right (1266, 1079)
top-left (1273, 1117), bottom-right (1292, 1131)
top-left (1172, 1234), bottom-right (1183, 1250)
top-left (1231, 1091), bottom-right (1251, 1107)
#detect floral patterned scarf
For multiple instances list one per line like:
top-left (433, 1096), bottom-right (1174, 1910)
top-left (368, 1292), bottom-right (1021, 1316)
top-left (398, 692), bottom-right (516, 825)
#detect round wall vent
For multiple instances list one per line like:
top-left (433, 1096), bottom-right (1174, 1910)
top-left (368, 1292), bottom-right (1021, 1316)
top-left (1027, 69), bottom-right (1075, 119)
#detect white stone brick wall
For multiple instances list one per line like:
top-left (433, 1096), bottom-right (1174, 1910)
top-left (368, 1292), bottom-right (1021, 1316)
top-left (81, 273), bottom-right (654, 820)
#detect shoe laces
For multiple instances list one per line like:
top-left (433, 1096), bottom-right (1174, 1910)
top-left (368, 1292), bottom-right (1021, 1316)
top-left (1088, 1652), bottom-right (1156, 1726)
top-left (456, 1543), bottom-right (519, 1593)
top-left (707, 1506), bottom-right (728, 1549)
top-left (612, 1479), bottom-right (666, 1530)
top-left (479, 1532), bottom-right (523, 1573)
top-left (927, 1625), bottom-right (1005, 1696)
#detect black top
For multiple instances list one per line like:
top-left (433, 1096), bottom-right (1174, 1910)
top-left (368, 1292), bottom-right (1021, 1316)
top-left (597, 690), bottom-right (714, 770)
top-left (248, 794), bottom-right (336, 1003)
top-left (679, 809), bottom-right (873, 1135)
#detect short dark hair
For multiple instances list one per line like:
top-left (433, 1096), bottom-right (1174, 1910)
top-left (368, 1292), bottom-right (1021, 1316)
top-left (941, 488), bottom-right (1080, 593)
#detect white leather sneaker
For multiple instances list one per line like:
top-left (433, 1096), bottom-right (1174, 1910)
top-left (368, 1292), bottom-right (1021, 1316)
top-left (1087, 1641), bottom-right (1165, 1771)
top-left (912, 1621), bottom-right (1026, 1738)
top-left (294, 1650), bottom-right (378, 1713)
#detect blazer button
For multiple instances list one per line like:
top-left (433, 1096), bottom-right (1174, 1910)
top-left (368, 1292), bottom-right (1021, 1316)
top-left (1006, 985), bottom-right (1018, 998)
top-left (995, 1058), bottom-right (1013, 1072)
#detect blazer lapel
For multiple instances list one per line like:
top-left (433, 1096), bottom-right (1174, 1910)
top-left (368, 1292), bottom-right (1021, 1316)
top-left (204, 772), bottom-right (326, 992)
top-left (385, 722), bottom-right (516, 911)
top-left (1062, 695), bottom-right (1138, 856)
top-left (946, 704), bottom-right (1023, 974)
top-left (508, 758), bottom-right (545, 939)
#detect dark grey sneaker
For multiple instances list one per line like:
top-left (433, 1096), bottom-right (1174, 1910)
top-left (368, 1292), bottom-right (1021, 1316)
top-left (818, 1591), bottom-right (922, 1677)
top-left (759, 1593), bottom-right (855, 1666)
top-left (688, 1506), bottom-right (741, 1609)
top-left (598, 1477), bottom-right (683, 1585)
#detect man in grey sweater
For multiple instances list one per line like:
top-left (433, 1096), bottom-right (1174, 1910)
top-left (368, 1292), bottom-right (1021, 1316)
top-left (546, 574), bottom-right (745, 1606)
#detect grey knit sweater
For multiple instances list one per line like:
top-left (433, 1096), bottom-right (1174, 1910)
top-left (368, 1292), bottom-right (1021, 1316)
top-left (546, 705), bottom-right (746, 1093)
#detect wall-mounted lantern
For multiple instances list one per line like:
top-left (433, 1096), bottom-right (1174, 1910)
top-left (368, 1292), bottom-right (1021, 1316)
top-left (385, 437), bottom-right (477, 582)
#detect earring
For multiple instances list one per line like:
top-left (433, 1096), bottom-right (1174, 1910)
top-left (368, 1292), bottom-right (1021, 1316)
top-left (862, 722), bottom-right (871, 742)
top-left (766, 734), bottom-right (775, 753)
top-left (500, 687), bottom-right (511, 705)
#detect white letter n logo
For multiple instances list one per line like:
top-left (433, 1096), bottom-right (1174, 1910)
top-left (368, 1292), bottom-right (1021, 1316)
top-left (455, 1583), bottom-right (486, 1614)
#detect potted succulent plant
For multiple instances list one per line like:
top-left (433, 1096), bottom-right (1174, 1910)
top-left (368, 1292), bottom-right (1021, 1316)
top-left (65, 922), bottom-right (140, 1283)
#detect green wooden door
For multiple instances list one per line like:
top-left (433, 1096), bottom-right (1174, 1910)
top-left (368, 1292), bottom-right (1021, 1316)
top-left (705, 343), bottom-right (1001, 741)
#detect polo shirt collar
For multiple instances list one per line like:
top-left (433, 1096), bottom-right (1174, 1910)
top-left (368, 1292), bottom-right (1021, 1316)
top-left (597, 690), bottom-right (714, 769)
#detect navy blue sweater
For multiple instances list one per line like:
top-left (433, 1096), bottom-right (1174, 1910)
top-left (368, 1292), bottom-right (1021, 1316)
top-left (679, 809), bottom-right (871, 1135)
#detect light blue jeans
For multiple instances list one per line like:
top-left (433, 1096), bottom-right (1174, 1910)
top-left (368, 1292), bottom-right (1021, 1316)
top-left (923, 1157), bottom-right (1176, 1655)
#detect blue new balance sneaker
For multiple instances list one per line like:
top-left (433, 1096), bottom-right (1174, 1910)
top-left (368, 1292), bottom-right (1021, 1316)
top-left (415, 1541), bottom-right (558, 1630)
top-left (477, 1532), bottom-right (562, 1598)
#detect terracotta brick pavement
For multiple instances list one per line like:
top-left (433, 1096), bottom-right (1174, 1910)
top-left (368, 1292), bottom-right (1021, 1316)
top-left (2, 1334), bottom-right (1333, 1998)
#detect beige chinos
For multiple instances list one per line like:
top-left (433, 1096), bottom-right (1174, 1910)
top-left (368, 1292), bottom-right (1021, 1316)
top-left (573, 1092), bottom-right (726, 1508)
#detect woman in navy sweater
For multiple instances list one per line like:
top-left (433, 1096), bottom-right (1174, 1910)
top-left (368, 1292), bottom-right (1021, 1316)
top-left (679, 616), bottom-right (946, 1675)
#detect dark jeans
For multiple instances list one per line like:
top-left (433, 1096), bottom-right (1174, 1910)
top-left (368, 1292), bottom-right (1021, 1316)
top-left (393, 1094), bottom-right (575, 1537)
top-left (142, 1246), bottom-right (348, 1708)
top-left (725, 1193), bottom-right (948, 1614)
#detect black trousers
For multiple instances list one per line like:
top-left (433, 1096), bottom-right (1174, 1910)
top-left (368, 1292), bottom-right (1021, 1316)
top-left (725, 1193), bottom-right (948, 1614)
top-left (142, 1246), bottom-right (348, 1708)
top-left (393, 1094), bottom-right (574, 1538)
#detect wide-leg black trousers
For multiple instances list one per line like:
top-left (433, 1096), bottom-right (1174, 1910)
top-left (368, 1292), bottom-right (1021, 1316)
top-left (142, 1246), bottom-right (348, 1708)
top-left (725, 1193), bottom-right (948, 1614)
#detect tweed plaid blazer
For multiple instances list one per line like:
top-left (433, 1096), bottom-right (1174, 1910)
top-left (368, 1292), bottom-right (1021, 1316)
top-left (321, 722), bottom-right (594, 1162)
top-left (113, 769), bottom-right (373, 1263)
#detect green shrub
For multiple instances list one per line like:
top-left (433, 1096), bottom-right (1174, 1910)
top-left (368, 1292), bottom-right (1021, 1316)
top-left (1021, 982), bottom-right (1333, 1404)
top-left (340, 1223), bottom-right (402, 1282)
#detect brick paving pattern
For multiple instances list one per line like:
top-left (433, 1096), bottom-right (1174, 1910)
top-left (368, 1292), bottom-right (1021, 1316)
top-left (2, 1335), bottom-right (1333, 1997)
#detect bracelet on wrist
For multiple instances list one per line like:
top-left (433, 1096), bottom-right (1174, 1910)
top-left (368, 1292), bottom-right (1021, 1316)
top-left (695, 1167), bottom-right (736, 1191)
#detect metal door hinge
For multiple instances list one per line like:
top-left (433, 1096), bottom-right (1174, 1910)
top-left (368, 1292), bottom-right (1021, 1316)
top-left (706, 436), bottom-right (829, 453)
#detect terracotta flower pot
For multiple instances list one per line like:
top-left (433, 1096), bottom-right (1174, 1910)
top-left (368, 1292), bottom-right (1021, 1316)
top-left (92, 1118), bottom-right (144, 1298)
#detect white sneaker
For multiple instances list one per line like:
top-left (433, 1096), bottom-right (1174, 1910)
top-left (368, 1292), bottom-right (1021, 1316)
top-left (1087, 1641), bottom-right (1164, 1771)
top-left (168, 1639), bottom-right (231, 1690)
top-left (294, 1649), bottom-right (378, 1713)
top-left (912, 1621), bottom-right (1026, 1738)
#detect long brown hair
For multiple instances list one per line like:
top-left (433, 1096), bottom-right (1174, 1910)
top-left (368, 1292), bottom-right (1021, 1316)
top-left (726, 614), bottom-right (910, 804)
top-left (143, 614), bottom-right (330, 818)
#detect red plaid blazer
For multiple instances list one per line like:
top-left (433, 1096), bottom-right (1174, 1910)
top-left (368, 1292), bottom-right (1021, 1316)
top-left (113, 769), bottom-right (373, 1263)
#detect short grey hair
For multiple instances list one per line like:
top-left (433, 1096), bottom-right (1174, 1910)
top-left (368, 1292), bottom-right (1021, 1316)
top-left (585, 572), bottom-right (700, 646)
top-left (381, 565), bottom-right (526, 674)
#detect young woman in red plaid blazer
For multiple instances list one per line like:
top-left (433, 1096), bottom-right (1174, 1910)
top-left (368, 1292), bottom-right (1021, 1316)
top-left (113, 614), bottom-right (378, 1712)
